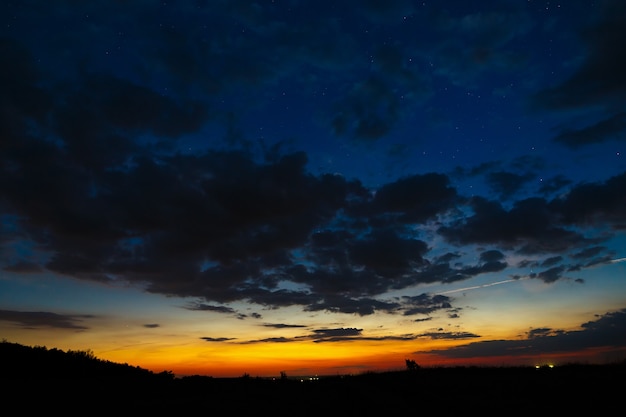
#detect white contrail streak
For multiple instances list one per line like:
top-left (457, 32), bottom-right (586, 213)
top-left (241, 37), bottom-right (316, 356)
top-left (435, 256), bottom-right (625, 296)
top-left (438, 278), bottom-right (525, 295)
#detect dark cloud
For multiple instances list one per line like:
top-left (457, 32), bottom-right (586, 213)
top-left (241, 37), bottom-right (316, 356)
top-left (3, 260), bottom-right (44, 273)
top-left (312, 334), bottom-right (417, 343)
top-left (1, 1), bottom-right (625, 323)
top-left (485, 171), bottom-right (534, 200)
top-left (418, 331), bottom-right (480, 340)
top-left (430, 8), bottom-right (532, 87)
top-left (218, 325), bottom-right (419, 345)
top-left (249, 337), bottom-right (293, 344)
top-left (348, 229), bottom-right (429, 278)
top-left (479, 249), bottom-right (505, 263)
top-left (401, 294), bottom-right (452, 316)
top-left (184, 303), bottom-right (237, 315)
top-left (420, 308), bottom-right (626, 360)
top-left (200, 337), bottom-right (235, 342)
top-left (550, 171), bottom-right (626, 226)
top-left (531, 1), bottom-right (626, 152)
top-left (567, 251), bottom-right (615, 272)
top-left (528, 327), bottom-right (554, 339)
top-left (0, 38), bottom-right (51, 138)
top-left (312, 328), bottom-right (362, 338)
top-left (423, 253), bottom-right (507, 285)
top-left (0, 310), bottom-right (92, 330)
top-left (304, 296), bottom-right (400, 317)
top-left (331, 76), bottom-right (404, 141)
top-left (361, 172), bottom-right (458, 222)
top-left (454, 158), bottom-right (545, 200)
top-left (244, 288), bottom-right (322, 310)
top-left (152, 308), bottom-right (626, 354)
top-left (532, 265), bottom-right (566, 284)
top-left (62, 75), bottom-right (209, 139)
top-left (538, 175), bottom-right (572, 195)
top-left (531, 1), bottom-right (626, 111)
top-left (456, 161), bottom-right (501, 178)
top-left (571, 246), bottom-right (606, 260)
top-left (3, 117), bottom-right (624, 312)
top-left (438, 196), bottom-right (587, 254)
top-left (262, 323), bottom-right (307, 329)
top-left (553, 112), bottom-right (626, 148)
top-left (540, 256), bottom-right (563, 268)
top-left (414, 317), bottom-right (433, 323)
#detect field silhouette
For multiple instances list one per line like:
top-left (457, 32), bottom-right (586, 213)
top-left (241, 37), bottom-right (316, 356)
top-left (1, 340), bottom-right (622, 413)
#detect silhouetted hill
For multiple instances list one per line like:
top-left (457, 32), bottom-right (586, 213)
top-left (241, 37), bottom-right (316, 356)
top-left (0, 340), bottom-right (173, 381)
top-left (1, 340), bottom-right (623, 413)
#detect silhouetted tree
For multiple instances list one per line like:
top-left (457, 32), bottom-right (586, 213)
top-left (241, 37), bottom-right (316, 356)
top-left (158, 370), bottom-right (175, 380)
top-left (405, 359), bottom-right (420, 371)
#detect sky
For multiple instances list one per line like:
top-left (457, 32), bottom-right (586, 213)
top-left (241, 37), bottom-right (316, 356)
top-left (1, 0), bottom-right (626, 378)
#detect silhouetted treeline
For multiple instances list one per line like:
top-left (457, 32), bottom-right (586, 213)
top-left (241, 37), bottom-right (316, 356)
top-left (1, 340), bottom-right (623, 413)
top-left (0, 340), bottom-right (174, 381)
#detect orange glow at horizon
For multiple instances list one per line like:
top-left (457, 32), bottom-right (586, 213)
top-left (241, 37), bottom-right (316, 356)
top-left (93, 340), bottom-right (626, 378)
top-left (97, 339), bottom-right (421, 377)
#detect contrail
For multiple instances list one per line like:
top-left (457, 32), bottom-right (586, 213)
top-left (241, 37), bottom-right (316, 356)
top-left (438, 278), bottom-right (525, 295)
top-left (436, 257), bottom-right (625, 296)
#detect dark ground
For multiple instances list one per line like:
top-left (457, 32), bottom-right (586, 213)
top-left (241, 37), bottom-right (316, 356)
top-left (2, 341), bottom-right (623, 413)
